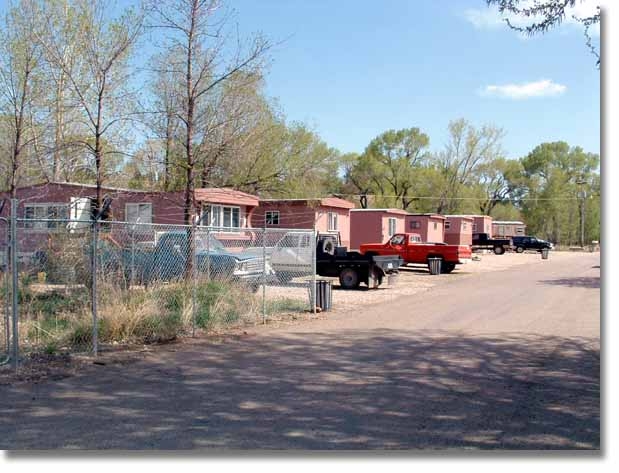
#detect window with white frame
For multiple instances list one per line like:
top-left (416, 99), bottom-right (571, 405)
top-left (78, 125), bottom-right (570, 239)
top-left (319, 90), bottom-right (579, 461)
top-left (202, 204), bottom-right (241, 230)
top-left (516, 227), bottom-right (525, 235)
top-left (265, 210), bottom-right (280, 226)
top-left (462, 222), bottom-right (467, 230)
top-left (328, 212), bottom-right (338, 231)
top-left (472, 223), bottom-right (477, 232)
top-left (433, 222), bottom-right (438, 230)
top-left (388, 217), bottom-right (397, 237)
top-left (445, 220), bottom-right (451, 230)
top-left (125, 203), bottom-right (153, 224)
top-left (409, 220), bottom-right (420, 230)
top-left (24, 203), bottom-right (69, 230)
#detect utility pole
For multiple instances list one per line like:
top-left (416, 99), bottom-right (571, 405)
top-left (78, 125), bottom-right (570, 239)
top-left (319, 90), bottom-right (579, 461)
top-left (576, 178), bottom-right (587, 248)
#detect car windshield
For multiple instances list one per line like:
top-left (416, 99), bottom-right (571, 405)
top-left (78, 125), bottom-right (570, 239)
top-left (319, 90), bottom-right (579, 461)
top-left (195, 233), bottom-right (225, 252)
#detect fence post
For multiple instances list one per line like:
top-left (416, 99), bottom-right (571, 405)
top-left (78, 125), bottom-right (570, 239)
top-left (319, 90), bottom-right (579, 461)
top-left (206, 226), bottom-right (210, 281)
top-left (130, 224), bottom-right (136, 287)
top-left (191, 218), bottom-right (197, 337)
top-left (91, 219), bottom-right (98, 357)
top-left (3, 221), bottom-right (9, 363)
top-left (262, 226), bottom-right (267, 324)
top-left (10, 199), bottom-right (18, 371)
top-left (311, 227), bottom-right (317, 315)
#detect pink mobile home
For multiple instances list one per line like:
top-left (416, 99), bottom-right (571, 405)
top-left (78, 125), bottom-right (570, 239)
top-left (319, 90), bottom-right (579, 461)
top-left (464, 215), bottom-right (493, 236)
top-left (195, 187), bottom-right (260, 230)
top-left (0, 182), bottom-right (186, 256)
top-left (405, 213), bottom-right (445, 243)
top-left (444, 215), bottom-right (474, 246)
top-left (349, 208), bottom-right (408, 250)
top-left (251, 197), bottom-right (355, 248)
top-left (0, 183), bottom-right (262, 257)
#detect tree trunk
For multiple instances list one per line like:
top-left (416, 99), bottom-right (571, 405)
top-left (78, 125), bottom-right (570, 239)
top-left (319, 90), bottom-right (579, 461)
top-left (94, 86), bottom-right (105, 213)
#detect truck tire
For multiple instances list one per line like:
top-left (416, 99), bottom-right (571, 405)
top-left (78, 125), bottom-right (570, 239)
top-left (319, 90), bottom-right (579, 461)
top-left (515, 246), bottom-right (524, 254)
top-left (441, 262), bottom-right (456, 274)
top-left (339, 268), bottom-right (360, 289)
top-left (493, 246), bottom-right (505, 255)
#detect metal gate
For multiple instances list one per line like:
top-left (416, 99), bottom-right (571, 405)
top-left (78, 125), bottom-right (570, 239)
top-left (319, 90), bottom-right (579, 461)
top-left (0, 216), bottom-right (9, 365)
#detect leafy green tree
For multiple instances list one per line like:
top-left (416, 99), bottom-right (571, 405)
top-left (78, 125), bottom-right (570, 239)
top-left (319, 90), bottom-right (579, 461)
top-left (433, 119), bottom-right (504, 214)
top-left (346, 127), bottom-right (430, 210)
top-left (519, 141), bottom-right (599, 245)
top-left (475, 157), bottom-right (525, 215)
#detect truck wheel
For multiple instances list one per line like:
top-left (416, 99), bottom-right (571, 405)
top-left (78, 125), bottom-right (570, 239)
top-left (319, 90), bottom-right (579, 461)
top-left (441, 262), bottom-right (456, 274)
top-left (515, 246), bottom-right (524, 254)
top-left (339, 268), bottom-right (360, 289)
top-left (493, 246), bottom-right (505, 255)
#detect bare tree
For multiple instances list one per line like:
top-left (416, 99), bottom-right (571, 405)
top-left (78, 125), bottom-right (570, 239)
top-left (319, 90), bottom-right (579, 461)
top-left (0, 0), bottom-right (45, 196)
top-left (148, 0), bottom-right (270, 224)
top-left (38, 0), bottom-right (144, 210)
top-left (147, 48), bottom-right (184, 191)
top-left (33, 0), bottom-right (86, 181)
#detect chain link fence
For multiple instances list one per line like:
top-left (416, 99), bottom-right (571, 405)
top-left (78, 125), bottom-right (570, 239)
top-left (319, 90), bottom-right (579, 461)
top-left (0, 204), bottom-right (316, 368)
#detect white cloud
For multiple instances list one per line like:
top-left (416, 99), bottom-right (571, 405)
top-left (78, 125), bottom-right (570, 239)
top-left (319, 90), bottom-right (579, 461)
top-left (481, 79), bottom-right (567, 99)
top-left (464, 0), bottom-right (600, 36)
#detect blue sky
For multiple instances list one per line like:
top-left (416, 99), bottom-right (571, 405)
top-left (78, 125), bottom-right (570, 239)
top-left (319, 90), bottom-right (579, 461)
top-left (227, 0), bottom-right (600, 159)
top-left (1, 0), bottom-right (600, 160)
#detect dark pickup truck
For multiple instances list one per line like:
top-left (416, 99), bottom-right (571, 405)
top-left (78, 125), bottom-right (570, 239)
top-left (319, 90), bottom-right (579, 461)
top-left (316, 235), bottom-right (402, 289)
top-left (511, 236), bottom-right (553, 253)
top-left (472, 233), bottom-right (512, 255)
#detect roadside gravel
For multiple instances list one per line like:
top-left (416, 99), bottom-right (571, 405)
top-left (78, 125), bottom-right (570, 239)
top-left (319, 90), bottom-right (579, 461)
top-left (264, 250), bottom-right (587, 318)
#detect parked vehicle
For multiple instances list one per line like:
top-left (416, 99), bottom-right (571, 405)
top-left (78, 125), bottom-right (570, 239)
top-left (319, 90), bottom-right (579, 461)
top-left (270, 231), bottom-right (402, 289)
top-left (316, 234), bottom-right (402, 289)
top-left (359, 233), bottom-right (472, 274)
top-left (511, 236), bottom-right (553, 253)
top-left (269, 231), bottom-right (314, 283)
top-left (95, 230), bottom-right (269, 289)
top-left (472, 232), bottom-right (512, 255)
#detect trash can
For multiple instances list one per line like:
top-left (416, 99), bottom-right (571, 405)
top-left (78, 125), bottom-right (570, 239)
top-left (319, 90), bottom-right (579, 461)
top-left (541, 248), bottom-right (549, 260)
top-left (428, 257), bottom-right (442, 275)
top-left (309, 279), bottom-right (333, 311)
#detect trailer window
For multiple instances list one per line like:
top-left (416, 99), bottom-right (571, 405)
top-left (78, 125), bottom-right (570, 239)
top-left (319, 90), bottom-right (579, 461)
top-left (328, 212), bottom-right (338, 231)
top-left (388, 218), bottom-right (397, 236)
top-left (265, 211), bottom-right (280, 226)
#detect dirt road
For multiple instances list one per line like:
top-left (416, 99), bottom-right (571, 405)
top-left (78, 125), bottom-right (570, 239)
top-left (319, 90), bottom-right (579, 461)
top-left (0, 252), bottom-right (600, 449)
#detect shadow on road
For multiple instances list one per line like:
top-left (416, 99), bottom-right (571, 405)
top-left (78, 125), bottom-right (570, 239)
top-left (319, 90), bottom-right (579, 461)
top-left (539, 277), bottom-right (600, 289)
top-left (0, 330), bottom-right (600, 450)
